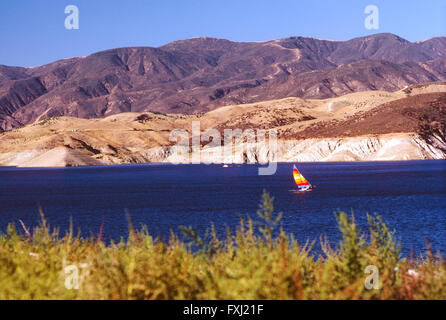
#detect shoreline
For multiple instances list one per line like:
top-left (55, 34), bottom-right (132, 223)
top-left (0, 158), bottom-right (444, 170)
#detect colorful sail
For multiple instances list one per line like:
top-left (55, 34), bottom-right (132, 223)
top-left (293, 165), bottom-right (311, 188)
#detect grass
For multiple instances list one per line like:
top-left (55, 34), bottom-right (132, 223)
top-left (36, 117), bottom-right (60, 126)
top-left (149, 110), bottom-right (168, 116)
top-left (0, 191), bottom-right (444, 300)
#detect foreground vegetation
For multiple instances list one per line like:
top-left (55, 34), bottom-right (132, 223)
top-left (0, 192), bottom-right (444, 300)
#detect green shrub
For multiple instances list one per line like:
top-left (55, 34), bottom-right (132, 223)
top-left (0, 192), bottom-right (444, 300)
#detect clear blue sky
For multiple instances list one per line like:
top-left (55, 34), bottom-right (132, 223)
top-left (1, 0), bottom-right (445, 67)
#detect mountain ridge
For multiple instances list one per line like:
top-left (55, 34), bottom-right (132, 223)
top-left (1, 33), bottom-right (445, 130)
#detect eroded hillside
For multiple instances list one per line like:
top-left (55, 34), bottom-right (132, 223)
top-left (1, 33), bottom-right (446, 130)
top-left (0, 82), bottom-right (445, 166)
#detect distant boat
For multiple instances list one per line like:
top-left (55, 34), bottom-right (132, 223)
top-left (222, 164), bottom-right (229, 168)
top-left (293, 165), bottom-right (314, 192)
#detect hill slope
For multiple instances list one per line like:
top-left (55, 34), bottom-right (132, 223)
top-left (1, 83), bottom-right (445, 166)
top-left (1, 33), bottom-right (445, 130)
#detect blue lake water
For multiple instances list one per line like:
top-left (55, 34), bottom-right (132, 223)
top-left (0, 161), bottom-right (444, 256)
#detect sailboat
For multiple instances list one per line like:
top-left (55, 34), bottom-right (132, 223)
top-left (292, 165), bottom-right (314, 192)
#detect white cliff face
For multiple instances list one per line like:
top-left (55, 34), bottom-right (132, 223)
top-left (1, 133), bottom-right (445, 167)
top-left (279, 134), bottom-right (446, 162)
top-left (162, 133), bottom-right (446, 164)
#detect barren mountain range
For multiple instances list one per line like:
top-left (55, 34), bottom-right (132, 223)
top-left (1, 33), bottom-right (446, 131)
top-left (1, 82), bottom-right (445, 167)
